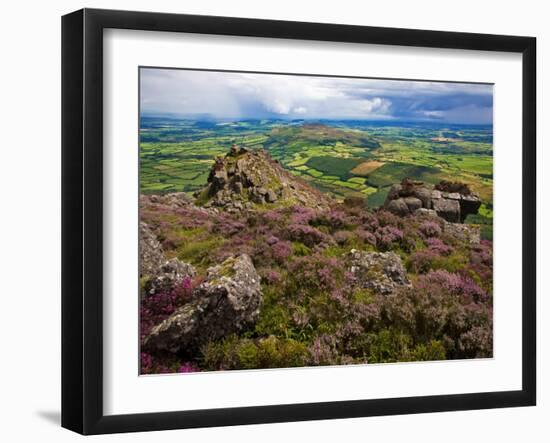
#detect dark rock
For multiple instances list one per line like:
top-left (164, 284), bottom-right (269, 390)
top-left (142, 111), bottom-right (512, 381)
top-left (404, 196), bottom-right (422, 213)
top-left (435, 180), bottom-right (472, 195)
top-left (232, 181), bottom-right (243, 194)
top-left (209, 167), bottom-right (228, 193)
top-left (460, 194), bottom-right (482, 222)
top-left (387, 184), bottom-right (402, 201)
top-left (432, 198), bottom-right (461, 223)
top-left (265, 189), bottom-right (278, 203)
top-left (386, 198), bottom-right (410, 216)
top-left (383, 178), bottom-right (481, 223)
top-left (399, 177), bottom-right (423, 196)
top-left (343, 196), bottom-right (367, 208)
top-left (250, 190), bottom-right (265, 204)
top-left (346, 249), bottom-right (410, 295)
top-left (143, 254), bottom-right (262, 354)
top-left (413, 187), bottom-right (432, 208)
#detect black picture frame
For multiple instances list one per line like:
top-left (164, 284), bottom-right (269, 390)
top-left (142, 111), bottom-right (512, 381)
top-left (62, 8), bottom-right (537, 435)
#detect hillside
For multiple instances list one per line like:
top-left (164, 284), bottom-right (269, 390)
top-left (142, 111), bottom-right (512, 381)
top-left (139, 147), bottom-right (493, 374)
top-left (139, 119), bottom-right (493, 239)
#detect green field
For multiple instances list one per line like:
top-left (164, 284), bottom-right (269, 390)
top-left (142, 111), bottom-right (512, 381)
top-left (140, 117), bottom-right (493, 233)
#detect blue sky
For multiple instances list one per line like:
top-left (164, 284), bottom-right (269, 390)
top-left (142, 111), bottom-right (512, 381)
top-left (140, 68), bottom-right (493, 124)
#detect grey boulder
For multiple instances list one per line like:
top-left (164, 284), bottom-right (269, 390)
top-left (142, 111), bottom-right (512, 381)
top-left (346, 249), bottom-right (410, 295)
top-left (143, 254), bottom-right (262, 354)
top-left (144, 258), bottom-right (197, 296)
top-left (139, 222), bottom-right (165, 278)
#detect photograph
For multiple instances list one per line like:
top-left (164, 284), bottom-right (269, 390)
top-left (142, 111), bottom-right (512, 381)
top-left (138, 68), bottom-right (494, 374)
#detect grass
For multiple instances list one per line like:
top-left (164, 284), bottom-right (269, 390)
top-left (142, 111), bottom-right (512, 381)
top-left (305, 156), bottom-right (364, 180)
top-left (139, 118), bottom-right (493, 224)
top-left (351, 160), bottom-right (385, 176)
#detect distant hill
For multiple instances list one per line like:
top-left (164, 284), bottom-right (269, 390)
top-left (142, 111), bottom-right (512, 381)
top-left (264, 123), bottom-right (381, 150)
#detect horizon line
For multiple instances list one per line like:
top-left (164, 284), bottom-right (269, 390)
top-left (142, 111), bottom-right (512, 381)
top-left (139, 113), bottom-right (494, 126)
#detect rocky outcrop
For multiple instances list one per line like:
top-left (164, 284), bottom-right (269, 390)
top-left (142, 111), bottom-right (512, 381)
top-left (444, 223), bottom-right (481, 245)
top-left (383, 178), bottom-right (481, 223)
top-left (139, 222), bottom-right (166, 278)
top-left (144, 258), bottom-right (197, 296)
top-left (196, 146), bottom-right (332, 212)
top-left (346, 249), bottom-right (410, 295)
top-left (143, 192), bottom-right (193, 209)
top-left (139, 222), bottom-right (196, 297)
top-left (143, 254), bottom-right (262, 354)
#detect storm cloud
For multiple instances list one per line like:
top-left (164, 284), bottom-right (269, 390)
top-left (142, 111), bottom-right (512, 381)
top-left (140, 68), bottom-right (493, 124)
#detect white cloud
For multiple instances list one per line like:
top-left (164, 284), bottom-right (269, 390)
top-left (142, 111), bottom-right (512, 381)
top-left (140, 68), bottom-right (493, 123)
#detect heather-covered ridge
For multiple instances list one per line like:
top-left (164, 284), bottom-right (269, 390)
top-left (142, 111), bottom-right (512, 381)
top-left (139, 149), bottom-right (492, 374)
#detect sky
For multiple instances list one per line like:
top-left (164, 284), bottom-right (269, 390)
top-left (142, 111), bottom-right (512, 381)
top-left (140, 68), bottom-right (493, 124)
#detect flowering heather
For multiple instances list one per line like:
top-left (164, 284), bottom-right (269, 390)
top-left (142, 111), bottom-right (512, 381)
top-left (425, 237), bottom-right (453, 256)
top-left (271, 240), bottom-right (293, 263)
top-left (140, 275), bottom-right (197, 339)
top-left (210, 215), bottom-right (246, 236)
top-left (140, 190), bottom-right (493, 372)
top-left (360, 211), bottom-right (380, 231)
top-left (290, 205), bottom-right (317, 225)
top-left (287, 223), bottom-right (329, 247)
top-left (376, 210), bottom-right (402, 227)
top-left (309, 335), bottom-right (339, 366)
top-left (313, 208), bottom-right (362, 232)
top-left (407, 249), bottom-right (441, 274)
top-left (334, 230), bottom-right (352, 245)
top-left (177, 362), bottom-right (198, 373)
top-left (260, 209), bottom-right (285, 224)
top-left (355, 229), bottom-right (377, 246)
top-left (260, 269), bottom-right (282, 285)
top-left (416, 270), bottom-right (487, 301)
top-left (266, 235), bottom-right (279, 245)
top-left (375, 225), bottom-right (404, 250)
top-left (419, 220), bottom-right (442, 237)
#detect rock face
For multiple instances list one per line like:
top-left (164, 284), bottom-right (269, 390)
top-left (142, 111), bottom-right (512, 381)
top-left (346, 249), bottom-right (410, 295)
top-left (444, 223), bottom-right (481, 245)
top-left (143, 254), bottom-right (262, 354)
top-left (139, 222), bottom-right (196, 297)
top-left (144, 258), bottom-right (197, 296)
top-left (196, 146), bottom-right (332, 212)
top-left (139, 222), bottom-right (166, 278)
top-left (383, 178), bottom-right (481, 223)
top-left (143, 192), bottom-right (193, 209)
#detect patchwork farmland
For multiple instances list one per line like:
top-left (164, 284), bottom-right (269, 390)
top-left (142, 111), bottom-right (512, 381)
top-left (140, 118), bottom-right (493, 238)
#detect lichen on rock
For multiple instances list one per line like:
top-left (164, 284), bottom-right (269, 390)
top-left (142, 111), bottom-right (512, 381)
top-left (143, 254), bottom-right (262, 354)
top-left (196, 145), bottom-right (332, 212)
top-left (346, 249), bottom-right (410, 295)
top-left (383, 178), bottom-right (481, 223)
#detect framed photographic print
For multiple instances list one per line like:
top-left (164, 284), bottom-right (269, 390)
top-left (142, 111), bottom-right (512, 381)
top-left (61, 8), bottom-right (536, 435)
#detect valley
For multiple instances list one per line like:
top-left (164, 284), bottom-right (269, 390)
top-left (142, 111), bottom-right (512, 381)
top-left (140, 117), bottom-right (493, 238)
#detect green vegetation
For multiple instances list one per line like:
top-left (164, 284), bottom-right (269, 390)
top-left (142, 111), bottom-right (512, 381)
top-left (139, 118), bottom-right (493, 233)
top-left (140, 197), bottom-right (494, 373)
top-left (305, 156), bottom-right (364, 180)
